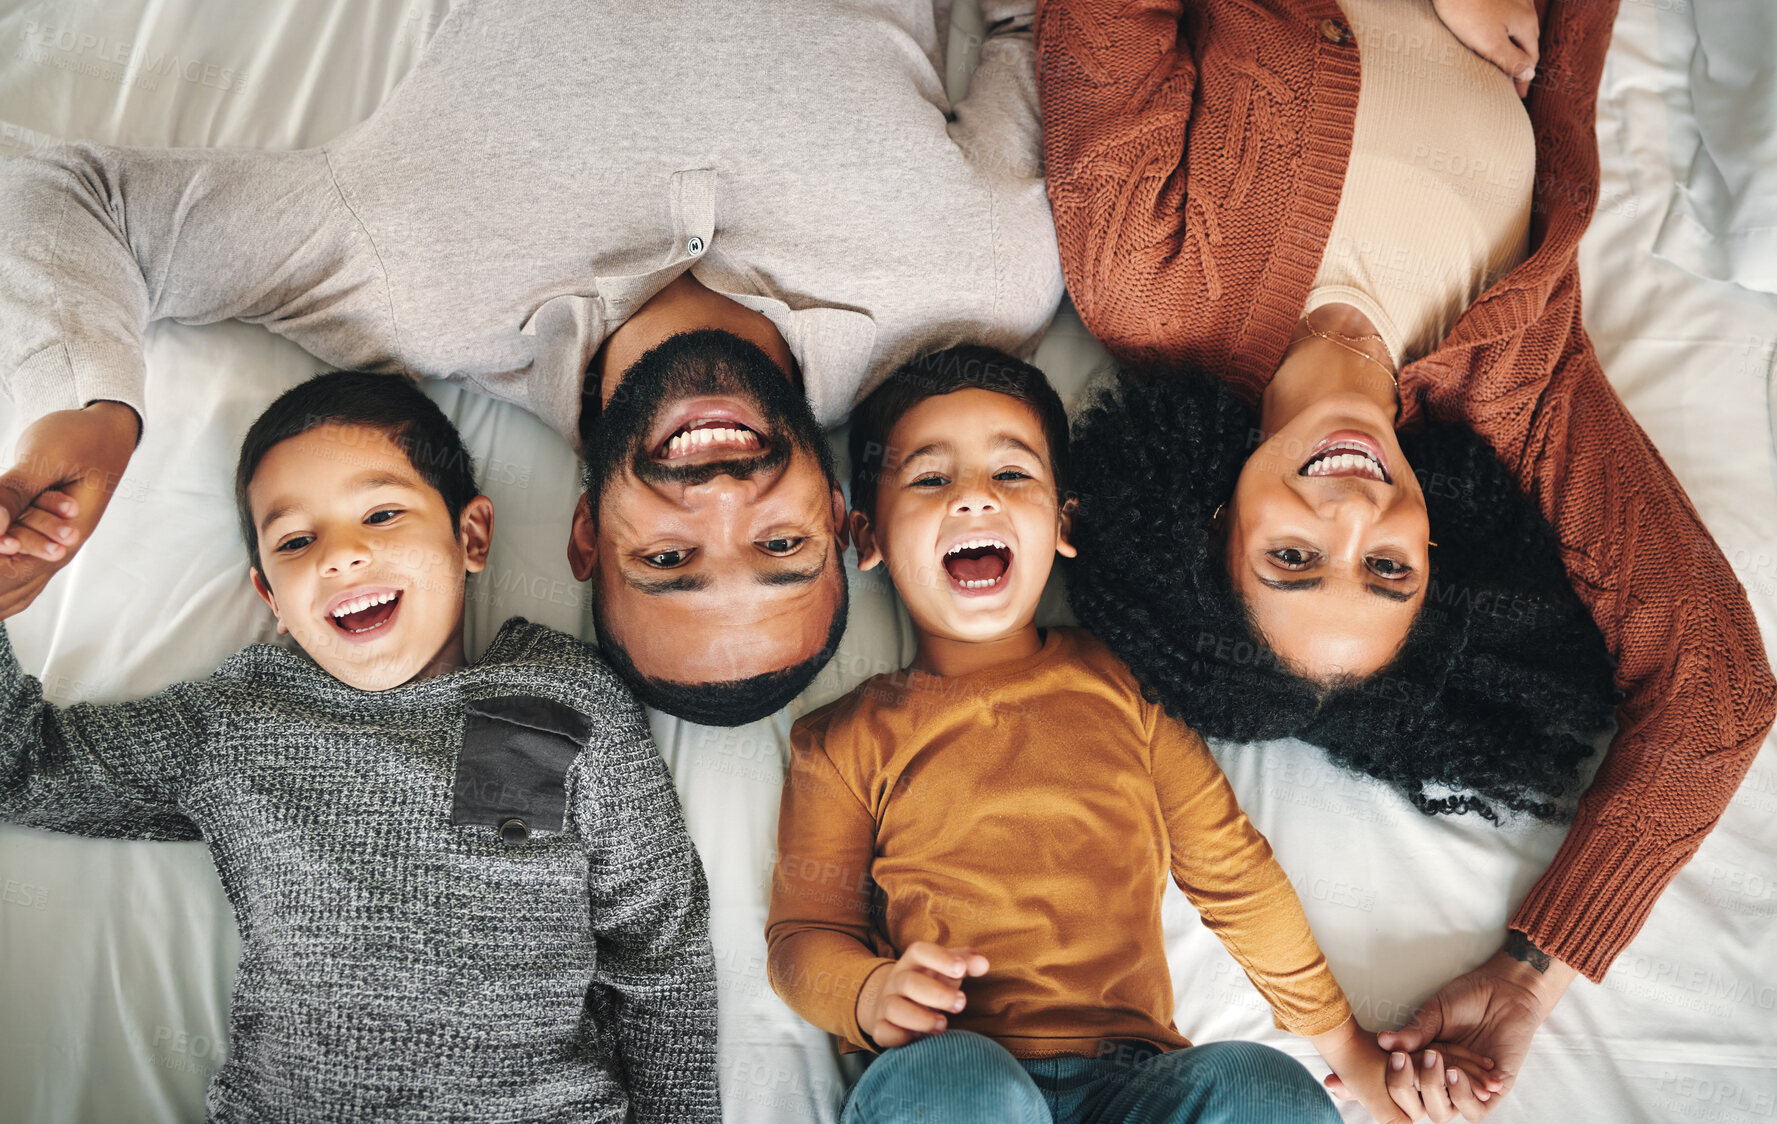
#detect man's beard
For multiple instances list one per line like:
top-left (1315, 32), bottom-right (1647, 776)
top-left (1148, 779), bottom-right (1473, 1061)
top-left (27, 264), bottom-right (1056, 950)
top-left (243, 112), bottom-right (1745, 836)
top-left (581, 328), bottom-right (836, 519)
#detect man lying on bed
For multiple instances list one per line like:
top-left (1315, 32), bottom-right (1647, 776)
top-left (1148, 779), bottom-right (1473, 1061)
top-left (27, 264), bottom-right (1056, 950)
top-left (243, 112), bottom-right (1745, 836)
top-left (0, 0), bottom-right (1063, 726)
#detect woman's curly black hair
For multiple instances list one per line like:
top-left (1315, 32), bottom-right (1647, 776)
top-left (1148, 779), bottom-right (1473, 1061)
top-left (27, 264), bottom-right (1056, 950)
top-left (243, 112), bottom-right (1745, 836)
top-left (1066, 367), bottom-right (1621, 822)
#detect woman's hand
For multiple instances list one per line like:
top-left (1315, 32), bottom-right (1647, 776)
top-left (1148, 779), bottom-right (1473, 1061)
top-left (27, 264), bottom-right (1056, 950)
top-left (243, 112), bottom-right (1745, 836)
top-left (1313, 1017), bottom-right (1501, 1122)
top-left (854, 942), bottom-right (989, 1049)
top-left (1432, 0), bottom-right (1540, 96)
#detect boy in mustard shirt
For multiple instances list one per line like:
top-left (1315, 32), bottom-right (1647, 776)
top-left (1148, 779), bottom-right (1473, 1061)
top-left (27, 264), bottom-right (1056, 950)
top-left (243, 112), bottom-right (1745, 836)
top-left (765, 347), bottom-right (1493, 1123)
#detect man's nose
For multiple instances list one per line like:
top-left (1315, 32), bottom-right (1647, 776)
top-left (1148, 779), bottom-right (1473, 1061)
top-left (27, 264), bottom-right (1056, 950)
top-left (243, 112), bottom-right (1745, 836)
top-left (680, 470), bottom-right (759, 508)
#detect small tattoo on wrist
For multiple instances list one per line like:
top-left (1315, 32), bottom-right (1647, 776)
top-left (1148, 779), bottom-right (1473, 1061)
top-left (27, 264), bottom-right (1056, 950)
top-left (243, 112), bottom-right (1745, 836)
top-left (1506, 930), bottom-right (1551, 973)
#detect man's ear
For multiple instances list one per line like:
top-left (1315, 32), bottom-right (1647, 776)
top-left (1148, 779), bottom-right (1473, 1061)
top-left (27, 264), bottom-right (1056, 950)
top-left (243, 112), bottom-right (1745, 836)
top-left (849, 508), bottom-right (883, 571)
top-left (249, 568), bottom-right (288, 635)
top-left (1055, 495), bottom-right (1079, 559)
top-left (830, 487), bottom-right (850, 550)
top-left (458, 495), bottom-right (495, 574)
top-left (567, 492), bottom-right (598, 582)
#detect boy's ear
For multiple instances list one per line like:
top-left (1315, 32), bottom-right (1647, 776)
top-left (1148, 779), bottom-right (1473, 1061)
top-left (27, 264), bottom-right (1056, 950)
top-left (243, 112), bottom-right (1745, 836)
top-left (458, 495), bottom-right (495, 574)
top-left (830, 486), bottom-right (850, 550)
top-left (849, 508), bottom-right (882, 571)
top-left (1055, 495), bottom-right (1079, 559)
top-left (567, 492), bottom-right (597, 582)
top-left (249, 568), bottom-right (288, 635)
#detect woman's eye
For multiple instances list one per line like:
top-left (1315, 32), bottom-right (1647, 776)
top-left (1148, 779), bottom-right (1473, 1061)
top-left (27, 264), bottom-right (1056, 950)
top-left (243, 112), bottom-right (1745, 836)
top-left (275, 535), bottom-right (313, 554)
top-left (1368, 556), bottom-right (1412, 579)
top-left (366, 509), bottom-right (402, 525)
top-left (643, 549), bottom-right (687, 568)
top-left (1268, 547), bottom-right (1316, 569)
top-left (760, 537), bottom-right (806, 555)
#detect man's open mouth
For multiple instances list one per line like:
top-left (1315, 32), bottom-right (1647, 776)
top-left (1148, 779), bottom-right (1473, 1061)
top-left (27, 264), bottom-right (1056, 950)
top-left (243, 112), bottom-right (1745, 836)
top-left (328, 589), bottom-right (402, 637)
top-left (942, 538), bottom-right (1013, 594)
top-left (1299, 435), bottom-right (1391, 484)
top-left (656, 418), bottom-right (765, 460)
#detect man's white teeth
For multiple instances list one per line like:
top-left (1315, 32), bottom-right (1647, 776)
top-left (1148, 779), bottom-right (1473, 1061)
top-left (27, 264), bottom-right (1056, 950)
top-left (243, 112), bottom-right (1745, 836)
top-left (958, 578), bottom-right (1000, 589)
top-left (332, 591), bottom-right (397, 618)
top-left (946, 538), bottom-right (1008, 557)
top-left (1305, 452), bottom-right (1386, 480)
top-left (666, 427), bottom-right (758, 456)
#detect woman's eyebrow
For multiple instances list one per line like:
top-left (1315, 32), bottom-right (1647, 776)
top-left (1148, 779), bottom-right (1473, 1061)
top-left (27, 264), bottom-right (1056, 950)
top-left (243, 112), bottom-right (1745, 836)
top-left (1257, 575), bottom-right (1323, 592)
top-left (1366, 583), bottom-right (1420, 603)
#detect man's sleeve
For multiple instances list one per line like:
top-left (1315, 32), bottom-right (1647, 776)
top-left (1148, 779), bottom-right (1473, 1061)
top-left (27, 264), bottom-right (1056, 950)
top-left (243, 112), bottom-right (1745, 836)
top-left (1148, 704), bottom-right (1353, 1036)
top-left (0, 622), bottom-right (202, 841)
top-left (577, 695), bottom-right (720, 1124)
top-left (0, 142), bottom-right (397, 430)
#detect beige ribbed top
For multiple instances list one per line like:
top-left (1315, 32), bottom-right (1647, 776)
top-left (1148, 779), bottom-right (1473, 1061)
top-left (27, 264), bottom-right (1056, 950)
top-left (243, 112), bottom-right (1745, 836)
top-left (1307, 0), bottom-right (1535, 365)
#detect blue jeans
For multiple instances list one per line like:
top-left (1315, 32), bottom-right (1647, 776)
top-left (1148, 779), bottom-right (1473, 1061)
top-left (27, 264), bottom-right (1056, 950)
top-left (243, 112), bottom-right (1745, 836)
top-left (839, 1032), bottom-right (1341, 1124)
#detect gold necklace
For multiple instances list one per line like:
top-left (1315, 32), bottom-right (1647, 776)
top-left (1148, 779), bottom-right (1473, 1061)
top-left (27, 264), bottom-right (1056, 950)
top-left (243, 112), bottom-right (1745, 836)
top-left (1288, 317), bottom-right (1399, 388)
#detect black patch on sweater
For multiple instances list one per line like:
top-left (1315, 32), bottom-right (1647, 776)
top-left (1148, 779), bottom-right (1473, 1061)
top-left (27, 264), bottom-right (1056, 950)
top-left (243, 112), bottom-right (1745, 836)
top-left (451, 695), bottom-right (592, 834)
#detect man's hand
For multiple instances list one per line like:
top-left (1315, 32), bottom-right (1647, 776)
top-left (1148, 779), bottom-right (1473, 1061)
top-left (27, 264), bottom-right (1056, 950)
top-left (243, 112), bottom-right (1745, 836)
top-left (1348, 935), bottom-right (1578, 1118)
top-left (0, 401), bottom-right (140, 620)
top-left (1432, 0), bottom-right (1540, 96)
top-left (854, 942), bottom-right (989, 1050)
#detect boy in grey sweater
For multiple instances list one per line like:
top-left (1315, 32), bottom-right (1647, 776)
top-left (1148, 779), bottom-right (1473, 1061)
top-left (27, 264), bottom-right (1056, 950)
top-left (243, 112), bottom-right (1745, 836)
top-left (0, 372), bottom-right (719, 1123)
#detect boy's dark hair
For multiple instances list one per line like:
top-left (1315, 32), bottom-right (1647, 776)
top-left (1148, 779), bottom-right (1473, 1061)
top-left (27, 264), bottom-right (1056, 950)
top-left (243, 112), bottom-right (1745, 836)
top-left (235, 372), bottom-right (479, 578)
top-left (847, 345), bottom-right (1069, 520)
top-left (1066, 367), bottom-right (1621, 823)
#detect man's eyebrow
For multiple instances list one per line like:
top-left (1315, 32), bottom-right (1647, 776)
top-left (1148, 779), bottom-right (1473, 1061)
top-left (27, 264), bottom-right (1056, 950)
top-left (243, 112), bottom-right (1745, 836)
top-left (1257, 575), bottom-right (1324, 592)
top-left (256, 471), bottom-right (422, 533)
top-left (623, 571), bottom-right (714, 595)
top-left (755, 549), bottom-right (831, 588)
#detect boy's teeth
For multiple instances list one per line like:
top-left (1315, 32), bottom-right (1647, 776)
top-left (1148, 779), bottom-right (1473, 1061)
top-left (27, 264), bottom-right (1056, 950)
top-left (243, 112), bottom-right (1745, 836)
top-left (958, 578), bottom-right (999, 589)
top-left (332, 591), bottom-right (397, 618)
top-left (946, 538), bottom-right (1008, 556)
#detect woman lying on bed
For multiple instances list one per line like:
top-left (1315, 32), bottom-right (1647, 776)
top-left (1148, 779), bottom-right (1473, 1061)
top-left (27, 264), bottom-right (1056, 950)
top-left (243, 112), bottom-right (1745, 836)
top-left (1036, 0), bottom-right (1777, 1118)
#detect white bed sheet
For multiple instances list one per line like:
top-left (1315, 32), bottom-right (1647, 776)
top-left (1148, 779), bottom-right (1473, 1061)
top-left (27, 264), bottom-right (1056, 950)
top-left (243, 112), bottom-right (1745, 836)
top-left (1, 2), bottom-right (1774, 1122)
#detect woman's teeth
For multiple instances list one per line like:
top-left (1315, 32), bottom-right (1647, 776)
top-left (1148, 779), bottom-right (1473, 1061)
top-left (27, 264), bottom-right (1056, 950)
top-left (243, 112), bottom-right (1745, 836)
top-left (332, 591), bottom-right (398, 619)
top-left (1303, 451), bottom-right (1387, 481)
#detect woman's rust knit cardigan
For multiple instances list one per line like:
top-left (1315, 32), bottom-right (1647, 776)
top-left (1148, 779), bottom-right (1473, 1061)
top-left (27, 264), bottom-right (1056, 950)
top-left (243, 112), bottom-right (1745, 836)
top-left (1036, 0), bottom-right (1776, 981)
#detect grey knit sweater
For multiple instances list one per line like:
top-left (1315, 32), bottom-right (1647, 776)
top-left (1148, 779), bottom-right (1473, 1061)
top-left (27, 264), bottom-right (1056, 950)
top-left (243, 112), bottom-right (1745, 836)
top-left (0, 617), bottom-right (719, 1124)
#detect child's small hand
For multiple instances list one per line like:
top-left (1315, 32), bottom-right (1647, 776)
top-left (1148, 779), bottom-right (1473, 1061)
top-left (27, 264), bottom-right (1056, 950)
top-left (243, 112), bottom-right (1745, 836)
top-left (855, 941), bottom-right (989, 1049)
top-left (0, 490), bottom-right (81, 560)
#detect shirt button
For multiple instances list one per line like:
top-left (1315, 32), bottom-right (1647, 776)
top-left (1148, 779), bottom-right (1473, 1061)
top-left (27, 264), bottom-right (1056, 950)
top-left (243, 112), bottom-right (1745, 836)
top-left (1319, 18), bottom-right (1351, 44)
top-left (499, 817), bottom-right (529, 844)
top-left (686, 235), bottom-right (706, 256)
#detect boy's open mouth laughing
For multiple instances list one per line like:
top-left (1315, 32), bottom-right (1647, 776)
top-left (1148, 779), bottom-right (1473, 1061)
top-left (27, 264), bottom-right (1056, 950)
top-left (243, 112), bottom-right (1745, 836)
top-left (326, 586), bottom-right (404, 642)
top-left (942, 536), bottom-right (1013, 597)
